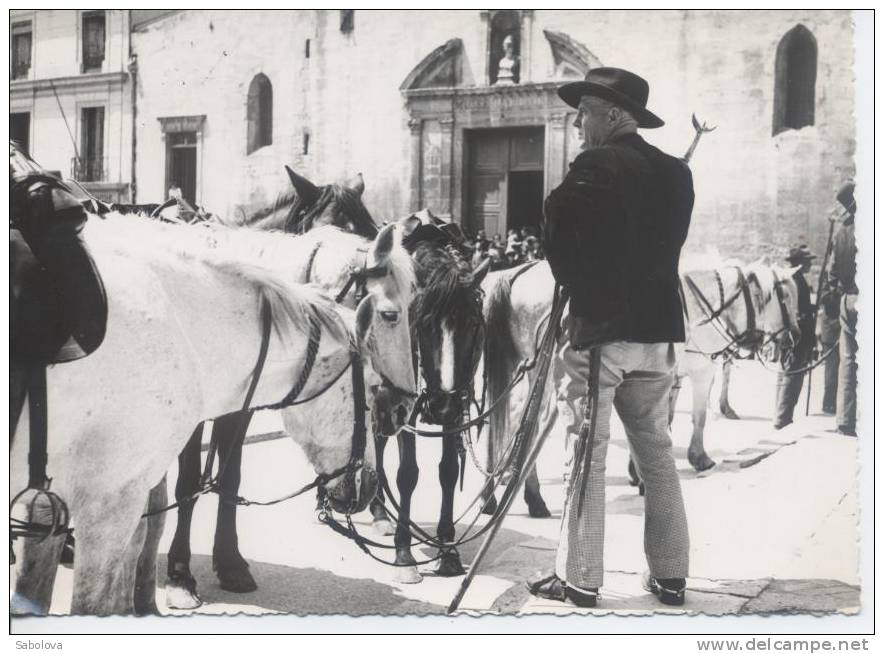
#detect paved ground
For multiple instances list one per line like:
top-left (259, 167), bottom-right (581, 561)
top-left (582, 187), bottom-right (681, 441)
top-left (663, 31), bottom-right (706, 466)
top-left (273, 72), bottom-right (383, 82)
top-left (34, 359), bottom-right (860, 617)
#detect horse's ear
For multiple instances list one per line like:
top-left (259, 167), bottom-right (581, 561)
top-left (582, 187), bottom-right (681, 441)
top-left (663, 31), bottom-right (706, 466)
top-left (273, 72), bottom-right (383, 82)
top-left (355, 295), bottom-right (374, 343)
top-left (285, 165), bottom-right (320, 206)
top-left (397, 214), bottom-right (421, 240)
top-left (471, 257), bottom-right (491, 288)
top-left (369, 223), bottom-right (396, 268)
top-left (348, 172), bottom-right (365, 196)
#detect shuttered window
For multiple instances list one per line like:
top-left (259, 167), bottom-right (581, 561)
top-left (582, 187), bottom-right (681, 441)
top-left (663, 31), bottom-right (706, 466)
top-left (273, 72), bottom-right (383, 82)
top-left (82, 11), bottom-right (106, 73)
top-left (11, 22), bottom-right (31, 80)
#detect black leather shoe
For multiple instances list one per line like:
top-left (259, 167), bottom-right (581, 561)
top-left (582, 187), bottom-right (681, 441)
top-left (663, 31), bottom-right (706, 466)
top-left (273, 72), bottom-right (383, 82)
top-left (773, 419), bottom-right (793, 430)
top-left (644, 573), bottom-right (686, 606)
top-left (527, 573), bottom-right (598, 608)
top-left (837, 426), bottom-right (857, 437)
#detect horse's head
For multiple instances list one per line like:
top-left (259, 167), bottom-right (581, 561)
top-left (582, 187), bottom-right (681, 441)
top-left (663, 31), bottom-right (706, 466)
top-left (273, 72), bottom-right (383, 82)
top-left (284, 166), bottom-right (378, 239)
top-left (349, 224), bottom-right (419, 436)
top-left (747, 263), bottom-right (802, 362)
top-left (410, 241), bottom-right (490, 426)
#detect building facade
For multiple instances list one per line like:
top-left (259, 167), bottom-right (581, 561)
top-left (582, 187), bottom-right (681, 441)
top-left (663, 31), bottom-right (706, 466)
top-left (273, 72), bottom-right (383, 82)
top-left (126, 10), bottom-right (856, 261)
top-left (9, 9), bottom-right (135, 202)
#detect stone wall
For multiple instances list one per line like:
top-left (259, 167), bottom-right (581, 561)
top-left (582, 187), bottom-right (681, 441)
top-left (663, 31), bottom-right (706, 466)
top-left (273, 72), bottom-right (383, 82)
top-left (132, 9), bottom-right (856, 264)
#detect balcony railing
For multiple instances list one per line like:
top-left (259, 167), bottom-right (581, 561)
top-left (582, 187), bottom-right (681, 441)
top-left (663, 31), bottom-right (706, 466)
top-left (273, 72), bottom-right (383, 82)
top-left (71, 157), bottom-right (107, 183)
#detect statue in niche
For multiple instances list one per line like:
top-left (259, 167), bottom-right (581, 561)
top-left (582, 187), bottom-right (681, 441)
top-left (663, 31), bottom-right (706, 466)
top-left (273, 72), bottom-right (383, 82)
top-left (495, 34), bottom-right (519, 85)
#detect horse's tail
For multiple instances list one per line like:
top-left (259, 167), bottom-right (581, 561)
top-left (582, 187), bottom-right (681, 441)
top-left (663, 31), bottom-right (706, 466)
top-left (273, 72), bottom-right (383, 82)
top-left (483, 272), bottom-right (519, 471)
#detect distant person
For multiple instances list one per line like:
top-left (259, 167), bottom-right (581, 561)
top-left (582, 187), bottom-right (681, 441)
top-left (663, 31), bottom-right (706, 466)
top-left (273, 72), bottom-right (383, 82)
top-left (829, 181), bottom-right (858, 436)
top-left (773, 245), bottom-right (816, 430)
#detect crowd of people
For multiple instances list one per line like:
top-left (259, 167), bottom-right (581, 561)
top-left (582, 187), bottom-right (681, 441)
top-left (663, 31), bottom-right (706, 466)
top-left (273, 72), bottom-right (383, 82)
top-left (468, 226), bottom-right (545, 270)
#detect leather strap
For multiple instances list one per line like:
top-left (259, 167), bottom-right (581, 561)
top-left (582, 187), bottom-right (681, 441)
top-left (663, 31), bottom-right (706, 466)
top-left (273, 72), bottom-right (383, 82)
top-left (27, 365), bottom-right (49, 490)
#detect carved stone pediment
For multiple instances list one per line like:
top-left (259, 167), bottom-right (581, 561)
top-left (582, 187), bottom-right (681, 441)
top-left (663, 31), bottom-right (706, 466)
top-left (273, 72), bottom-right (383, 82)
top-left (400, 38), bottom-right (463, 90)
top-left (543, 30), bottom-right (602, 79)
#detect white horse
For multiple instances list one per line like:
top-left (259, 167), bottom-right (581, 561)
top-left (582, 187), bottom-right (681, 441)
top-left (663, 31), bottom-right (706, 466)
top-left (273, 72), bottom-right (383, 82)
top-left (162, 221), bottom-right (418, 606)
top-left (10, 215), bottom-right (413, 615)
top-left (674, 260), bottom-right (800, 470)
top-left (480, 259), bottom-right (800, 512)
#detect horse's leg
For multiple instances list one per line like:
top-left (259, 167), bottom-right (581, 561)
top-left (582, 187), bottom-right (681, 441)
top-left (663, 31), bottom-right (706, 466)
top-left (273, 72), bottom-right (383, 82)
top-left (370, 433), bottom-right (395, 536)
top-left (11, 492), bottom-right (66, 615)
top-left (718, 359), bottom-right (740, 419)
top-left (524, 381), bottom-right (555, 517)
top-left (435, 433), bottom-right (465, 576)
top-left (165, 423), bottom-right (203, 609)
top-left (392, 430), bottom-right (421, 583)
top-left (134, 476), bottom-right (167, 615)
top-left (687, 360), bottom-right (717, 472)
top-left (212, 411), bottom-right (257, 593)
top-left (480, 433), bottom-right (499, 515)
top-left (70, 495), bottom-right (145, 615)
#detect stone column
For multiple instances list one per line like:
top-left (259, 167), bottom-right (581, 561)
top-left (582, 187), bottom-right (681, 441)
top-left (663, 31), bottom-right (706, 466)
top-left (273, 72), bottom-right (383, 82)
top-left (545, 112), bottom-right (569, 194)
top-left (439, 116), bottom-right (455, 219)
top-left (407, 117), bottom-right (422, 212)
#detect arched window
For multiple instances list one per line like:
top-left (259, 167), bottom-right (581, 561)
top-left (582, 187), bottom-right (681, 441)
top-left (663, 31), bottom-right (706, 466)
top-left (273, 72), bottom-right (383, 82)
top-left (247, 73), bottom-right (272, 154)
top-left (773, 25), bottom-right (817, 136)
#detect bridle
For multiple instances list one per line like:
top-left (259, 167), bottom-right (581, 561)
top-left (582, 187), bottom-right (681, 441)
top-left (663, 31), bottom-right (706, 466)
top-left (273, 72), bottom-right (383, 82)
top-left (305, 240), bottom-right (419, 403)
top-left (414, 287), bottom-right (486, 426)
top-left (756, 267), bottom-right (800, 369)
top-left (682, 265), bottom-right (765, 359)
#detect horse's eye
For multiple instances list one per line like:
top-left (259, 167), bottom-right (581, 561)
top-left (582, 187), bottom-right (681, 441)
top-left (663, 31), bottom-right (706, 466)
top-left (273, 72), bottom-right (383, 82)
top-left (379, 310), bottom-right (399, 323)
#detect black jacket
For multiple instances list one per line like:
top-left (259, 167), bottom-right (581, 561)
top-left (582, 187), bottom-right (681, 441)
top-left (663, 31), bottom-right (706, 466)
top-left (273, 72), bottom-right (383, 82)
top-left (543, 133), bottom-right (693, 345)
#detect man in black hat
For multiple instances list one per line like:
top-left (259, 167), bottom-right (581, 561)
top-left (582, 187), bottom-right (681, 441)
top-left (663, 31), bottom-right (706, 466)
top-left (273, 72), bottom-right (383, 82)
top-left (773, 245), bottom-right (816, 429)
top-left (829, 182), bottom-right (858, 436)
top-left (531, 68), bottom-right (692, 608)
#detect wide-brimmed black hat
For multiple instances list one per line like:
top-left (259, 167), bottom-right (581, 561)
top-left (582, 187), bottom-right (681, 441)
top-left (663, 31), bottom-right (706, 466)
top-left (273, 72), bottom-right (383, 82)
top-left (558, 67), bottom-right (664, 128)
top-left (786, 245), bottom-right (816, 264)
top-left (836, 181), bottom-right (856, 215)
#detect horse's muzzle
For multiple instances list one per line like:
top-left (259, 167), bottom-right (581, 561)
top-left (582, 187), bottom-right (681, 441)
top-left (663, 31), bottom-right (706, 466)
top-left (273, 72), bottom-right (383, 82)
top-left (326, 466), bottom-right (378, 515)
top-left (372, 385), bottom-right (414, 436)
top-left (423, 391), bottom-right (466, 426)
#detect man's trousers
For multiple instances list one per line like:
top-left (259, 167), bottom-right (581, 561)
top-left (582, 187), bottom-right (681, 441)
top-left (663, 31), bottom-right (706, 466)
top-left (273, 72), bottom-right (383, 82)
top-left (555, 341), bottom-right (689, 591)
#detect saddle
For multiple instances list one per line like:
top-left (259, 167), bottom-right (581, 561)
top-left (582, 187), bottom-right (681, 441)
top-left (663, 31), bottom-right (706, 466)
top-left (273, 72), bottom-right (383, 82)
top-left (10, 172), bottom-right (108, 365)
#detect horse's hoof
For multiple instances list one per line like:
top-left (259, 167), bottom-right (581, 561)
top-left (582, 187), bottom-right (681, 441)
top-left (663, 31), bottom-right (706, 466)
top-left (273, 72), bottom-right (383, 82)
top-left (688, 452), bottom-right (716, 473)
top-left (165, 579), bottom-right (202, 610)
top-left (393, 565), bottom-right (422, 584)
top-left (372, 519), bottom-right (395, 537)
top-left (720, 405), bottom-right (740, 420)
top-left (527, 500), bottom-right (551, 518)
top-left (481, 493), bottom-right (498, 515)
top-left (435, 549), bottom-right (466, 577)
top-left (215, 564), bottom-right (258, 593)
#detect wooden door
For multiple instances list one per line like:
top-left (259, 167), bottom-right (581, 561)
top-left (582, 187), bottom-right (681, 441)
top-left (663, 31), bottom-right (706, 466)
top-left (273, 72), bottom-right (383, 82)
top-left (468, 130), bottom-right (508, 237)
top-left (467, 127), bottom-right (544, 238)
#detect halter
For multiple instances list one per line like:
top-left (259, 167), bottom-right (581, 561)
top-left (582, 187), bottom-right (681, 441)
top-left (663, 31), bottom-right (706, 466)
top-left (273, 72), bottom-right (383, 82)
top-left (414, 287), bottom-right (486, 426)
top-left (305, 241), bottom-right (418, 402)
top-left (682, 265), bottom-right (764, 359)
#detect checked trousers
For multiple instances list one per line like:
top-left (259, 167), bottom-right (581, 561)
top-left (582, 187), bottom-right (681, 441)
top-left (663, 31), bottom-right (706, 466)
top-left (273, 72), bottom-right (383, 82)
top-left (555, 341), bottom-right (689, 591)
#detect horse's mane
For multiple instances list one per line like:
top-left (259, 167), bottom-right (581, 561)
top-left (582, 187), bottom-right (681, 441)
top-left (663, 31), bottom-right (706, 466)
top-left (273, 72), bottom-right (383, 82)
top-left (410, 241), bottom-right (481, 333)
top-left (242, 184), bottom-right (379, 239)
top-left (84, 213), bottom-right (352, 348)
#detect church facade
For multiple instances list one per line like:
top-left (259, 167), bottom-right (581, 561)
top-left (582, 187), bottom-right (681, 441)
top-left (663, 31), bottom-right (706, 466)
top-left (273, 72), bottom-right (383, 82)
top-left (130, 9), bottom-right (857, 261)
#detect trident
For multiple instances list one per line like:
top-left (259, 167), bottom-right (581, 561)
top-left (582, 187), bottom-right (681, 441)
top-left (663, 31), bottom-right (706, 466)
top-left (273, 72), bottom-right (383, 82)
top-left (682, 113), bottom-right (716, 164)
